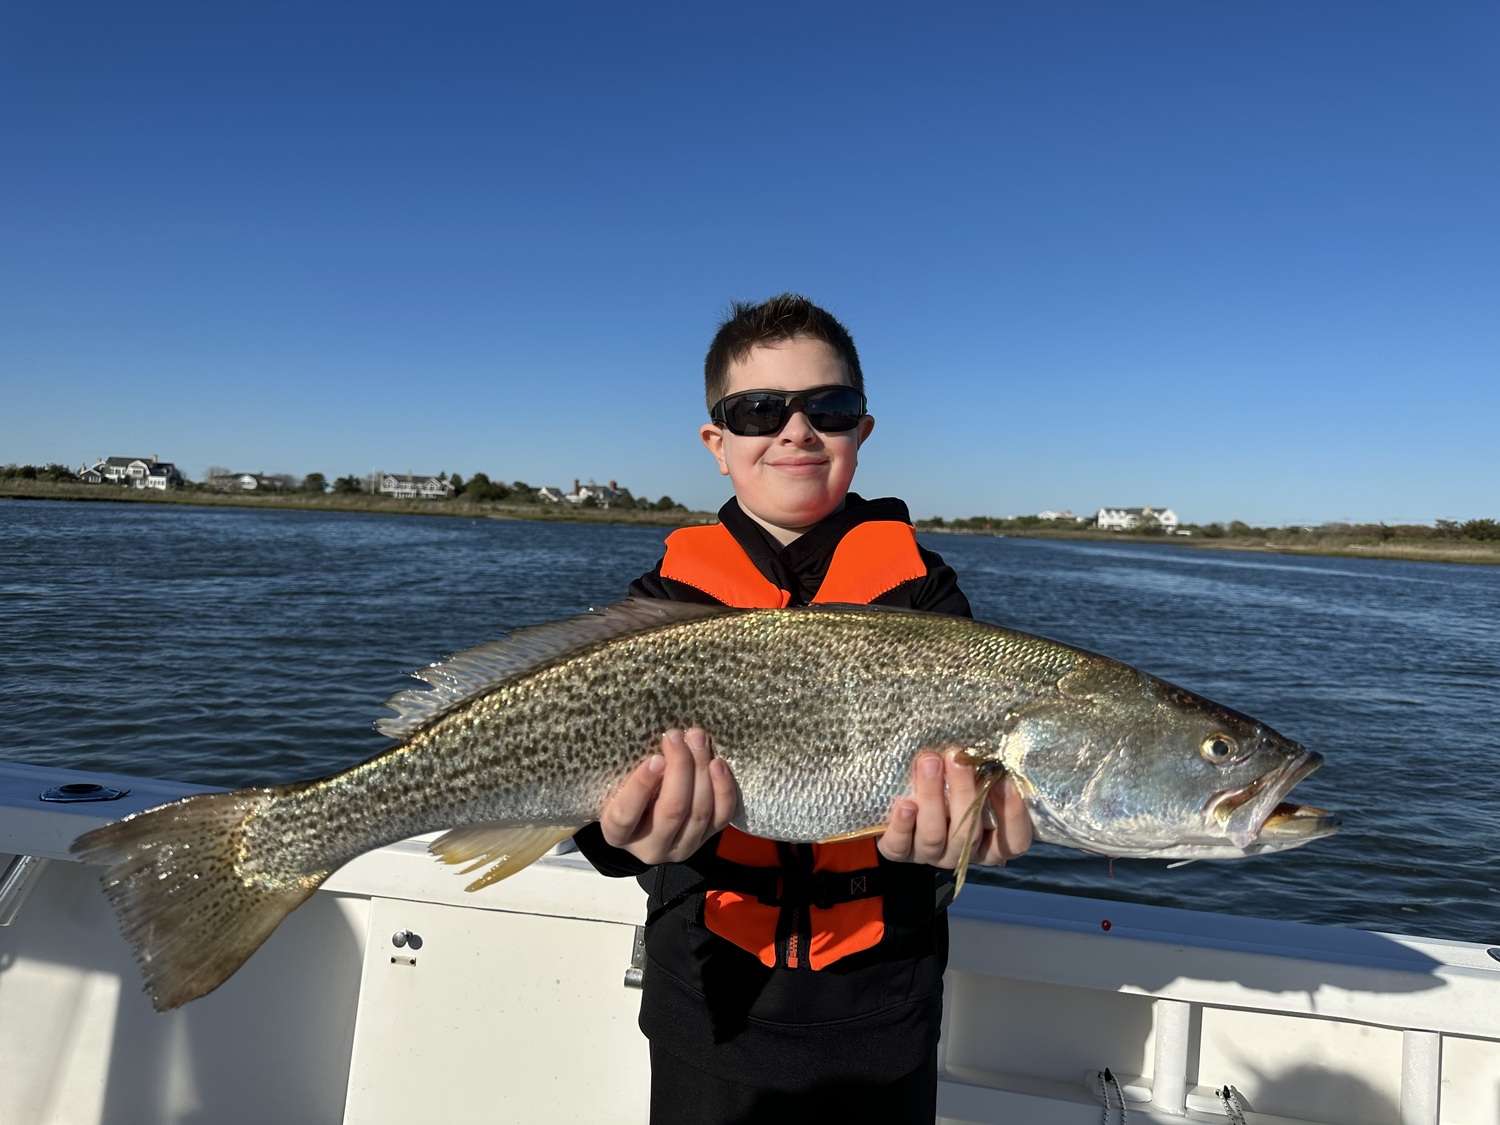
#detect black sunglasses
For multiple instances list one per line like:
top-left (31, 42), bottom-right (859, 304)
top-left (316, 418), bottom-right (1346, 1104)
top-left (709, 384), bottom-right (868, 437)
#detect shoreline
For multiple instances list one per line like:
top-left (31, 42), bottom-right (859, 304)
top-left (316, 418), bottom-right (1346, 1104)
top-left (919, 525), bottom-right (1500, 566)
top-left (5, 482), bottom-right (1498, 565)
top-left (0, 480), bottom-right (716, 528)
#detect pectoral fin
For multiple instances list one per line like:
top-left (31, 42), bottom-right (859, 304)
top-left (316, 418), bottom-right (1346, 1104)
top-left (952, 770), bottom-right (1005, 898)
top-left (429, 823), bottom-right (580, 891)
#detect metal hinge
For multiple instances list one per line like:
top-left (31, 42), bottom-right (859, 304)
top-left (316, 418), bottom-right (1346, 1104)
top-left (623, 925), bottom-right (646, 988)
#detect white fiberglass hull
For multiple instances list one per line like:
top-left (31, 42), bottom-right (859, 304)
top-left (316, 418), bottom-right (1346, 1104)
top-left (2, 760), bottom-right (1497, 1125)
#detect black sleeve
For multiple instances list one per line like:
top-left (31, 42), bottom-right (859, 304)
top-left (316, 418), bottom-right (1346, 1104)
top-left (872, 546), bottom-right (972, 618)
top-left (628, 560), bottom-right (726, 604)
top-left (572, 822), bottom-right (649, 878)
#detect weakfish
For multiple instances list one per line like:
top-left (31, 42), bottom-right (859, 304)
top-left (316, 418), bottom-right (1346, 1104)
top-left (72, 599), bottom-right (1339, 1010)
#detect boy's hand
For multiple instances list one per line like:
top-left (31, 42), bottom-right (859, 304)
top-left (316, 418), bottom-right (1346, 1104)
top-left (599, 727), bottom-right (739, 864)
top-left (878, 750), bottom-right (1033, 869)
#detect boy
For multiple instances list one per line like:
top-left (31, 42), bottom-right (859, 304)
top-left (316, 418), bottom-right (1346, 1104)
top-left (574, 294), bottom-right (1032, 1124)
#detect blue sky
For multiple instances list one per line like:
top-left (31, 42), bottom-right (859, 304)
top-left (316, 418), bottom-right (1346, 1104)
top-left (3, 1), bottom-right (1496, 525)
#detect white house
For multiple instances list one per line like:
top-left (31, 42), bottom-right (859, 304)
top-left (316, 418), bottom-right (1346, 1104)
top-left (380, 473), bottom-right (455, 501)
top-left (224, 473), bottom-right (274, 491)
top-left (81, 456), bottom-right (184, 490)
top-left (542, 478), bottom-right (626, 507)
top-left (1037, 510), bottom-right (1079, 522)
top-left (1096, 506), bottom-right (1179, 532)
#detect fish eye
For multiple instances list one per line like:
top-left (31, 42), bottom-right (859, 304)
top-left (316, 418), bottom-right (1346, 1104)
top-left (1200, 734), bottom-right (1237, 764)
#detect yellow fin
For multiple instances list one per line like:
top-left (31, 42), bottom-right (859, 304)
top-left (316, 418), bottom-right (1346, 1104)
top-left (429, 823), bottom-right (579, 891)
top-left (817, 823), bottom-right (889, 844)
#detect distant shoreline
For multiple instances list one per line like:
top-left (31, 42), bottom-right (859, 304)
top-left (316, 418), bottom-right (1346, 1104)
top-left (5, 480), bottom-right (1498, 565)
top-left (919, 525), bottom-right (1500, 566)
top-left (0, 479), bottom-right (716, 528)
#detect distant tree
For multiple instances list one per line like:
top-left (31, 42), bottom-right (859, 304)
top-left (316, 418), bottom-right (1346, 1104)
top-left (1227, 520), bottom-right (1255, 536)
top-left (449, 472), bottom-right (465, 495)
top-left (301, 472), bottom-right (328, 494)
top-left (19, 465), bottom-right (37, 480)
top-left (653, 495), bottom-right (685, 511)
top-left (462, 472), bottom-right (511, 502)
top-left (333, 474), bottom-right (363, 495)
top-left (42, 463), bottom-right (77, 482)
top-left (1462, 518), bottom-right (1500, 541)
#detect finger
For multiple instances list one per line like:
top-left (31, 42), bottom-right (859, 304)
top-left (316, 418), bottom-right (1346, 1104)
top-left (650, 728), bottom-right (696, 843)
top-left (973, 777), bottom-right (1032, 866)
top-left (708, 757), bottom-right (739, 832)
top-left (674, 726), bottom-right (718, 851)
top-left (943, 752), bottom-right (981, 840)
top-left (993, 777), bottom-right (1034, 860)
top-left (911, 753), bottom-right (949, 864)
top-left (599, 754), bottom-right (665, 848)
top-left (877, 799), bottom-right (918, 862)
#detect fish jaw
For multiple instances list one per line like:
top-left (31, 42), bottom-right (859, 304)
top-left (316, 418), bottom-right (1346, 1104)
top-left (1240, 801), bottom-right (1342, 854)
top-left (1120, 751), bottom-right (1341, 860)
top-left (1212, 748), bottom-right (1332, 850)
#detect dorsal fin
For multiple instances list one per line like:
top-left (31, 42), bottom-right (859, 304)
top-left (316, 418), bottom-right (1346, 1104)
top-left (375, 597), bottom-right (734, 740)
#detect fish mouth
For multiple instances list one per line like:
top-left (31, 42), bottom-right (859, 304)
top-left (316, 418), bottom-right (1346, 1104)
top-left (1254, 801), bottom-right (1341, 846)
top-left (1211, 749), bottom-right (1334, 850)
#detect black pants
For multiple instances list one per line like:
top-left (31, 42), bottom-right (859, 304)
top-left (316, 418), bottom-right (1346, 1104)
top-left (647, 1043), bottom-right (939, 1125)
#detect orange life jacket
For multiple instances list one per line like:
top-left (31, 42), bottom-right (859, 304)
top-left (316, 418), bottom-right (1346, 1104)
top-left (658, 519), bottom-right (928, 969)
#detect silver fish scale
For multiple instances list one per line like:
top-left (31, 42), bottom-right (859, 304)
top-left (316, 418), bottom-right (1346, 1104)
top-left (241, 608), bottom-right (1071, 881)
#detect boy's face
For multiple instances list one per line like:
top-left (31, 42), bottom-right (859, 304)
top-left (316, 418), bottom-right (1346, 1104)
top-left (700, 336), bottom-right (876, 545)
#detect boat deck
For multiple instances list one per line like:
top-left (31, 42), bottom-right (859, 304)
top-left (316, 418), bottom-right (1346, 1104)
top-left (2, 760), bottom-right (1497, 1124)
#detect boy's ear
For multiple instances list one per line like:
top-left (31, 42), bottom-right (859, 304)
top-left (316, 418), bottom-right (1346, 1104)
top-left (857, 414), bottom-right (875, 446)
top-left (700, 423), bottom-right (731, 476)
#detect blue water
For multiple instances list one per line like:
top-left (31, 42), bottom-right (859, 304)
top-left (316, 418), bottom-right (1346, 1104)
top-left (4, 500), bottom-right (1498, 944)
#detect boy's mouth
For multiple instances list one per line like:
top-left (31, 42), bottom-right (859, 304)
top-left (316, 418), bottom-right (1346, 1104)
top-left (767, 457), bottom-right (830, 475)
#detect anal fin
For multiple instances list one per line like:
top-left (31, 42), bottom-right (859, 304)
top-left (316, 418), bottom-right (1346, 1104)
top-left (429, 823), bottom-right (580, 891)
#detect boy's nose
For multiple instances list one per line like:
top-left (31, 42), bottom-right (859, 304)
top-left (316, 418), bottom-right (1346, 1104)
top-left (778, 406), bottom-right (820, 442)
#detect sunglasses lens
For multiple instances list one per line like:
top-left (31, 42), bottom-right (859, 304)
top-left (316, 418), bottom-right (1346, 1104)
top-left (803, 387), bottom-right (864, 432)
top-left (723, 393), bottom-right (789, 436)
top-left (715, 386), bottom-right (866, 436)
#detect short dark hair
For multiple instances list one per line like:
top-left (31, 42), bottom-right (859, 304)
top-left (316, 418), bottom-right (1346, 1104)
top-left (703, 294), bottom-right (864, 411)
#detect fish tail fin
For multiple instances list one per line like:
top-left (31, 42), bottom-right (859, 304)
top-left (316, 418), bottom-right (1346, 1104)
top-left (952, 770), bottom-right (1005, 898)
top-left (71, 787), bottom-right (326, 1011)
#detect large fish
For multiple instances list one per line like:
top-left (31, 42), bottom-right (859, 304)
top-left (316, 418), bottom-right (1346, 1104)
top-left (72, 599), bottom-right (1338, 1011)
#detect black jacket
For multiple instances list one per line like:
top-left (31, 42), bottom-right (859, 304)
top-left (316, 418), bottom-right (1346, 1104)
top-left (574, 494), bottom-right (972, 1090)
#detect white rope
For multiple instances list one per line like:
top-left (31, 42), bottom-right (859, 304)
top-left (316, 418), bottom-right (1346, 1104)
top-left (1218, 1083), bottom-right (1249, 1125)
top-left (1095, 1067), bottom-right (1128, 1125)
